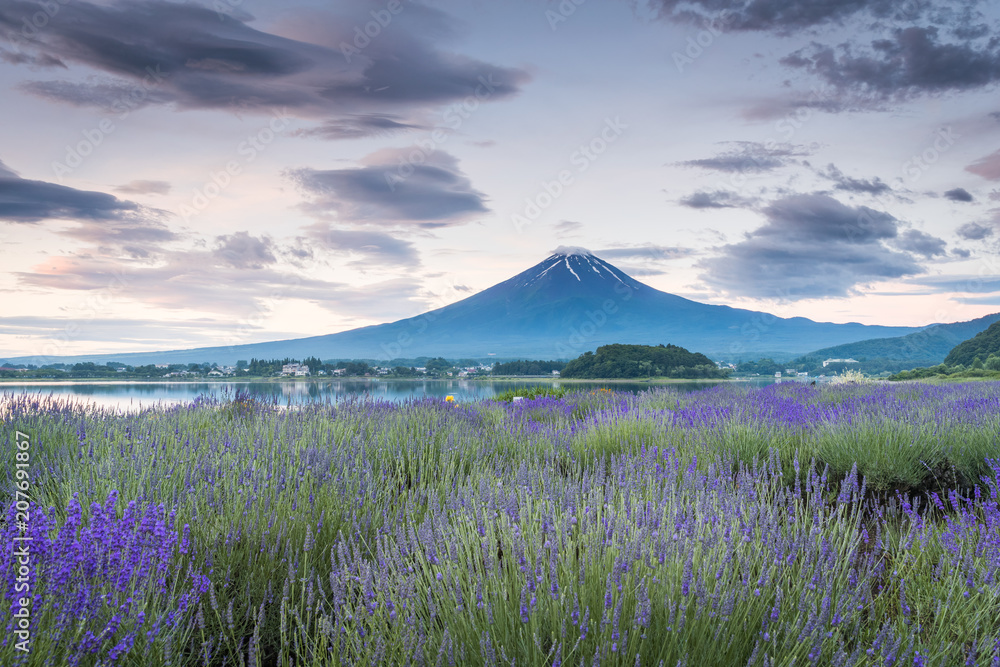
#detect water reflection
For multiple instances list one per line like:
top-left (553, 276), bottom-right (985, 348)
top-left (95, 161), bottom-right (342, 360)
top-left (1, 378), bottom-right (780, 411)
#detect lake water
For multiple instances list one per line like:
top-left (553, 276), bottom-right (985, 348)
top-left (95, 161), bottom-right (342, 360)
top-left (0, 378), bottom-right (783, 411)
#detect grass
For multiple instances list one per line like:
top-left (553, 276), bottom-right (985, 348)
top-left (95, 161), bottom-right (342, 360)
top-left (2, 382), bottom-right (1000, 665)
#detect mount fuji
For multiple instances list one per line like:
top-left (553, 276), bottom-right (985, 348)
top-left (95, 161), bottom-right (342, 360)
top-left (9, 247), bottom-right (929, 365)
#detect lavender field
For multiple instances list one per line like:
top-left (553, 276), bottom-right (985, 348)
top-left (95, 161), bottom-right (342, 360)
top-left (3, 382), bottom-right (1000, 666)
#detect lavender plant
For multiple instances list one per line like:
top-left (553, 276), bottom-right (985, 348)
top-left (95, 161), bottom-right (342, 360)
top-left (1, 383), bottom-right (999, 665)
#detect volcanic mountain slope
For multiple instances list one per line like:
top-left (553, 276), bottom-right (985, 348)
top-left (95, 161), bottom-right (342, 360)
top-left (8, 248), bottom-right (928, 365)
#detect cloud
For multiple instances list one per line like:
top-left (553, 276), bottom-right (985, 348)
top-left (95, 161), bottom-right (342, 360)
top-left (0, 157), bottom-right (174, 254)
top-left (907, 275), bottom-right (1000, 293)
top-left (0, 158), bottom-right (141, 223)
top-left (552, 220), bottom-right (583, 238)
top-left (213, 232), bottom-right (277, 269)
top-left (781, 26), bottom-right (1000, 100)
top-left (953, 294), bottom-right (1000, 305)
top-left (944, 187), bottom-right (974, 202)
top-left (16, 250), bottom-right (424, 320)
top-left (956, 221), bottom-right (996, 240)
top-left (698, 193), bottom-right (932, 299)
top-left (292, 114), bottom-right (423, 140)
top-left (679, 142), bottom-right (811, 173)
top-left (0, 0), bottom-right (529, 132)
top-left (306, 226), bottom-right (420, 269)
top-left (115, 180), bottom-right (171, 195)
top-left (290, 149), bottom-right (488, 228)
top-left (596, 244), bottom-right (694, 261)
top-left (0, 315), bottom-right (265, 346)
top-left (678, 189), bottom-right (758, 209)
top-left (891, 228), bottom-right (947, 258)
top-left (817, 164), bottom-right (892, 195)
top-left (966, 149), bottom-right (1000, 180)
top-left (646, 0), bottom-right (926, 35)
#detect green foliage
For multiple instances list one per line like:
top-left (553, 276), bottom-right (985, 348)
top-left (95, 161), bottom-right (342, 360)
top-left (491, 359), bottom-right (566, 375)
top-left (493, 386), bottom-right (568, 402)
top-left (424, 357), bottom-right (453, 373)
top-left (735, 358), bottom-right (783, 375)
top-left (561, 343), bottom-right (728, 379)
top-left (945, 320), bottom-right (1000, 367)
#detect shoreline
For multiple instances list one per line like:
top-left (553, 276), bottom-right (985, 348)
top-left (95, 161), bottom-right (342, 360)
top-left (0, 376), bottom-right (764, 386)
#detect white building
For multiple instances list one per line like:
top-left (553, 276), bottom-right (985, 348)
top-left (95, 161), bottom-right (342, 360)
top-left (822, 358), bottom-right (859, 368)
top-left (281, 363), bottom-right (310, 376)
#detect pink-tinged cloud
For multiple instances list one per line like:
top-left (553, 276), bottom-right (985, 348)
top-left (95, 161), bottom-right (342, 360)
top-left (966, 150), bottom-right (1000, 181)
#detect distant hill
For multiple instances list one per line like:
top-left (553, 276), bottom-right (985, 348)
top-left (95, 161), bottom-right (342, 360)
top-left (804, 312), bottom-right (1000, 365)
top-left (944, 321), bottom-right (1000, 366)
top-left (5, 248), bottom-right (929, 366)
top-left (562, 343), bottom-right (725, 379)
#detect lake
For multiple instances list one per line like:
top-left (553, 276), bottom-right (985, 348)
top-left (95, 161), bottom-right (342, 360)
top-left (0, 378), bottom-right (786, 410)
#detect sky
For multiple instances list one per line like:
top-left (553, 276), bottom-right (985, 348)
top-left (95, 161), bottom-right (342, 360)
top-left (1, 0), bottom-right (1000, 359)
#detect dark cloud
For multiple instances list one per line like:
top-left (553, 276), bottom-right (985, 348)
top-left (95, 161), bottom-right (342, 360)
top-left (952, 247), bottom-right (972, 258)
top-left (115, 180), bottom-right (171, 196)
top-left (290, 149), bottom-right (488, 228)
top-left (0, 158), bottom-right (140, 223)
top-left (307, 226), bottom-right (420, 269)
top-left (891, 228), bottom-right (947, 258)
top-left (646, 0), bottom-right (927, 35)
top-left (956, 221), bottom-right (995, 240)
top-left (698, 193), bottom-right (931, 299)
top-left (782, 26), bottom-right (1000, 100)
top-left (213, 232), bottom-right (277, 270)
top-left (679, 142), bottom-right (811, 173)
top-left (0, 0), bottom-right (529, 133)
top-left (678, 189), bottom-right (757, 209)
top-left (944, 187), bottom-right (974, 202)
top-left (817, 164), bottom-right (892, 195)
top-left (0, 158), bottom-right (173, 253)
top-left (966, 149), bottom-right (1000, 180)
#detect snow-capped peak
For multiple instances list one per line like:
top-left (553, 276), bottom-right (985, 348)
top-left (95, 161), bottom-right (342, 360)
top-left (551, 246), bottom-right (593, 257)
